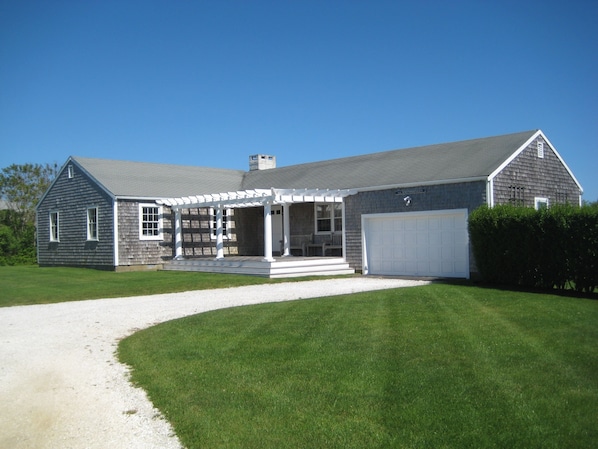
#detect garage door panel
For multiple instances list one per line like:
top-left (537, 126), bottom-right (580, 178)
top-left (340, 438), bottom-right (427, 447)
top-left (364, 209), bottom-right (469, 278)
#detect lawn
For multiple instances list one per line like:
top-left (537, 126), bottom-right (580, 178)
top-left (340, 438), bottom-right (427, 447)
top-left (0, 265), bottom-right (282, 307)
top-left (118, 283), bottom-right (598, 449)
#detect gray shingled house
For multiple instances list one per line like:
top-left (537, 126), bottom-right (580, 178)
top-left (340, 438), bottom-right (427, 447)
top-left (36, 130), bottom-right (582, 278)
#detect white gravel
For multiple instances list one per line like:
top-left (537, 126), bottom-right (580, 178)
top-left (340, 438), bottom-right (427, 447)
top-left (0, 277), bottom-right (428, 449)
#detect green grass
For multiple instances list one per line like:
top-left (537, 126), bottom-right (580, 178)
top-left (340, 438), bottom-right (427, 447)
top-left (119, 284), bottom-right (598, 449)
top-left (0, 265), bottom-right (284, 307)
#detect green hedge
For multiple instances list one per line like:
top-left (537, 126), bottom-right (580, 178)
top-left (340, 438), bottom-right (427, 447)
top-left (469, 204), bottom-right (598, 292)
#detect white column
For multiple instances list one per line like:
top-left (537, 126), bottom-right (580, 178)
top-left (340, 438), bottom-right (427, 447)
top-left (263, 202), bottom-right (275, 262)
top-left (174, 209), bottom-right (183, 259)
top-left (282, 203), bottom-right (291, 256)
top-left (215, 205), bottom-right (224, 260)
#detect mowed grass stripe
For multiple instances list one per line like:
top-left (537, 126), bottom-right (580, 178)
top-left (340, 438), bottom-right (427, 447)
top-left (118, 284), bottom-right (598, 449)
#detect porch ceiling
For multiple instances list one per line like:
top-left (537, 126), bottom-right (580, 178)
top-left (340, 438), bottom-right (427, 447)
top-left (157, 187), bottom-right (357, 210)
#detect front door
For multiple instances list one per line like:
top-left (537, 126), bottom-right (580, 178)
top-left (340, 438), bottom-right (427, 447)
top-left (271, 205), bottom-right (283, 255)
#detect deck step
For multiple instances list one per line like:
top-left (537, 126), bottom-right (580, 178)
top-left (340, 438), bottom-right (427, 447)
top-left (162, 257), bottom-right (354, 278)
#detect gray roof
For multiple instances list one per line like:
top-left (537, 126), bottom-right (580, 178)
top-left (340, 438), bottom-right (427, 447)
top-left (71, 130), bottom-right (538, 198)
top-left (242, 130), bottom-right (538, 190)
top-left (72, 157), bottom-right (245, 198)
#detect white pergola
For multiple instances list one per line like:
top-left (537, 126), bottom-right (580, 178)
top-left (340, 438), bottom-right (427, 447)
top-left (158, 188), bottom-right (356, 262)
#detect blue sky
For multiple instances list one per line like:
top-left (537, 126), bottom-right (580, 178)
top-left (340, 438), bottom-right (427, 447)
top-left (1, 0), bottom-right (596, 201)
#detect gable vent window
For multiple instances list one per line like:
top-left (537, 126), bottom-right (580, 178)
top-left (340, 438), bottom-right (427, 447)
top-left (68, 165), bottom-right (74, 178)
top-left (537, 141), bottom-right (544, 159)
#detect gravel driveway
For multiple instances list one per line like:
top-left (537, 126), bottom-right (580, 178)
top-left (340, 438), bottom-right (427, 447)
top-left (0, 277), bottom-right (428, 449)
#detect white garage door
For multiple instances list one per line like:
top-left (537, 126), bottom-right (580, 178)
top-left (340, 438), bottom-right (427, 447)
top-left (363, 209), bottom-right (469, 278)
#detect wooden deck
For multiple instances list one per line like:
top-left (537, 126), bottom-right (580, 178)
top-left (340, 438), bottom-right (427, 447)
top-left (162, 256), bottom-right (354, 278)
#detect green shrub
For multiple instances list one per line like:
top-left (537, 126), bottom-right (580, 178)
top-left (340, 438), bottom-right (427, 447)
top-left (0, 210), bottom-right (37, 265)
top-left (469, 204), bottom-right (598, 292)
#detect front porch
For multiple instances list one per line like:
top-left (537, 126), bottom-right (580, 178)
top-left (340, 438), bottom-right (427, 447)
top-left (157, 188), bottom-right (357, 278)
top-left (162, 256), bottom-right (354, 278)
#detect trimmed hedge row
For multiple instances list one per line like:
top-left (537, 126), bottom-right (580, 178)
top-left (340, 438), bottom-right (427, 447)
top-left (468, 204), bottom-right (598, 292)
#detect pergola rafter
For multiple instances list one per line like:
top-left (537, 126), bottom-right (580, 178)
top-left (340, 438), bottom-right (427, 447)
top-left (157, 188), bottom-right (356, 210)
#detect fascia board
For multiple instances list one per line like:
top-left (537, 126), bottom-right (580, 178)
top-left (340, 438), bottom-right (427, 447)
top-left (487, 130), bottom-right (583, 194)
top-left (540, 132), bottom-right (584, 193)
top-left (353, 176), bottom-right (488, 193)
top-left (488, 130), bottom-right (541, 182)
top-left (71, 158), bottom-right (116, 200)
top-left (35, 157), bottom-right (106, 210)
top-left (115, 195), bottom-right (171, 202)
top-left (36, 158), bottom-right (72, 211)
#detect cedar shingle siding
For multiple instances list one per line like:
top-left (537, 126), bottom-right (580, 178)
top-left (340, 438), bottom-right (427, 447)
top-left (492, 136), bottom-right (580, 207)
top-left (37, 163), bottom-right (115, 269)
top-left (116, 200), bottom-right (173, 268)
top-left (179, 208), bottom-right (238, 258)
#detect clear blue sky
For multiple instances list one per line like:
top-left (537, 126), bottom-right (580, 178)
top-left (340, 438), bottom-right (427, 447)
top-left (1, 0), bottom-right (596, 201)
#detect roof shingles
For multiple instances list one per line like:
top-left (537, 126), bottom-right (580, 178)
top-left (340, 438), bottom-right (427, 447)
top-left (72, 130), bottom-right (538, 198)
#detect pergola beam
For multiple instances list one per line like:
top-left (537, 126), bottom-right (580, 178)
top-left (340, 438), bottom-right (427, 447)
top-left (158, 187), bottom-right (355, 210)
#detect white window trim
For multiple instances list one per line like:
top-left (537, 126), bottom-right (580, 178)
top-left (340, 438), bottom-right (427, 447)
top-left (314, 202), bottom-right (343, 234)
top-left (139, 203), bottom-right (163, 240)
top-left (49, 210), bottom-right (59, 242)
top-left (210, 207), bottom-right (230, 239)
top-left (67, 164), bottom-right (74, 178)
top-left (535, 197), bottom-right (549, 210)
top-left (87, 206), bottom-right (99, 241)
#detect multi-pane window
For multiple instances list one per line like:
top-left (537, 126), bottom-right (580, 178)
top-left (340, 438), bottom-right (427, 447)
top-left (50, 211), bottom-right (59, 241)
top-left (555, 190), bottom-right (568, 204)
top-left (315, 203), bottom-right (343, 233)
top-left (508, 185), bottom-right (525, 206)
top-left (87, 207), bottom-right (98, 240)
top-left (210, 208), bottom-right (228, 238)
top-left (139, 205), bottom-right (162, 240)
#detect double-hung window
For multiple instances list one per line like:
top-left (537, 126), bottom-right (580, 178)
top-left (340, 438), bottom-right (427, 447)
top-left (210, 208), bottom-right (229, 238)
top-left (139, 204), bottom-right (163, 240)
top-left (50, 211), bottom-right (59, 242)
top-left (87, 207), bottom-right (98, 241)
top-left (315, 203), bottom-right (343, 233)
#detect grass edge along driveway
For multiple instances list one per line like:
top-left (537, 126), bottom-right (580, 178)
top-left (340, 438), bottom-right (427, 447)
top-left (0, 265), bottom-right (306, 307)
top-left (119, 284), bottom-right (598, 449)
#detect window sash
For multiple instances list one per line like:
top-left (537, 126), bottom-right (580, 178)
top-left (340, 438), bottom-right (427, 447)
top-left (50, 211), bottom-right (59, 242)
top-left (139, 205), bottom-right (162, 240)
top-left (535, 197), bottom-right (549, 210)
top-left (315, 203), bottom-right (343, 233)
top-left (87, 207), bottom-right (98, 241)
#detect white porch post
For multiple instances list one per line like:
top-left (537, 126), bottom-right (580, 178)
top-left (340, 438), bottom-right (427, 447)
top-left (215, 205), bottom-right (225, 260)
top-left (282, 203), bottom-right (291, 256)
top-left (263, 202), bottom-right (275, 262)
top-left (174, 209), bottom-right (183, 259)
